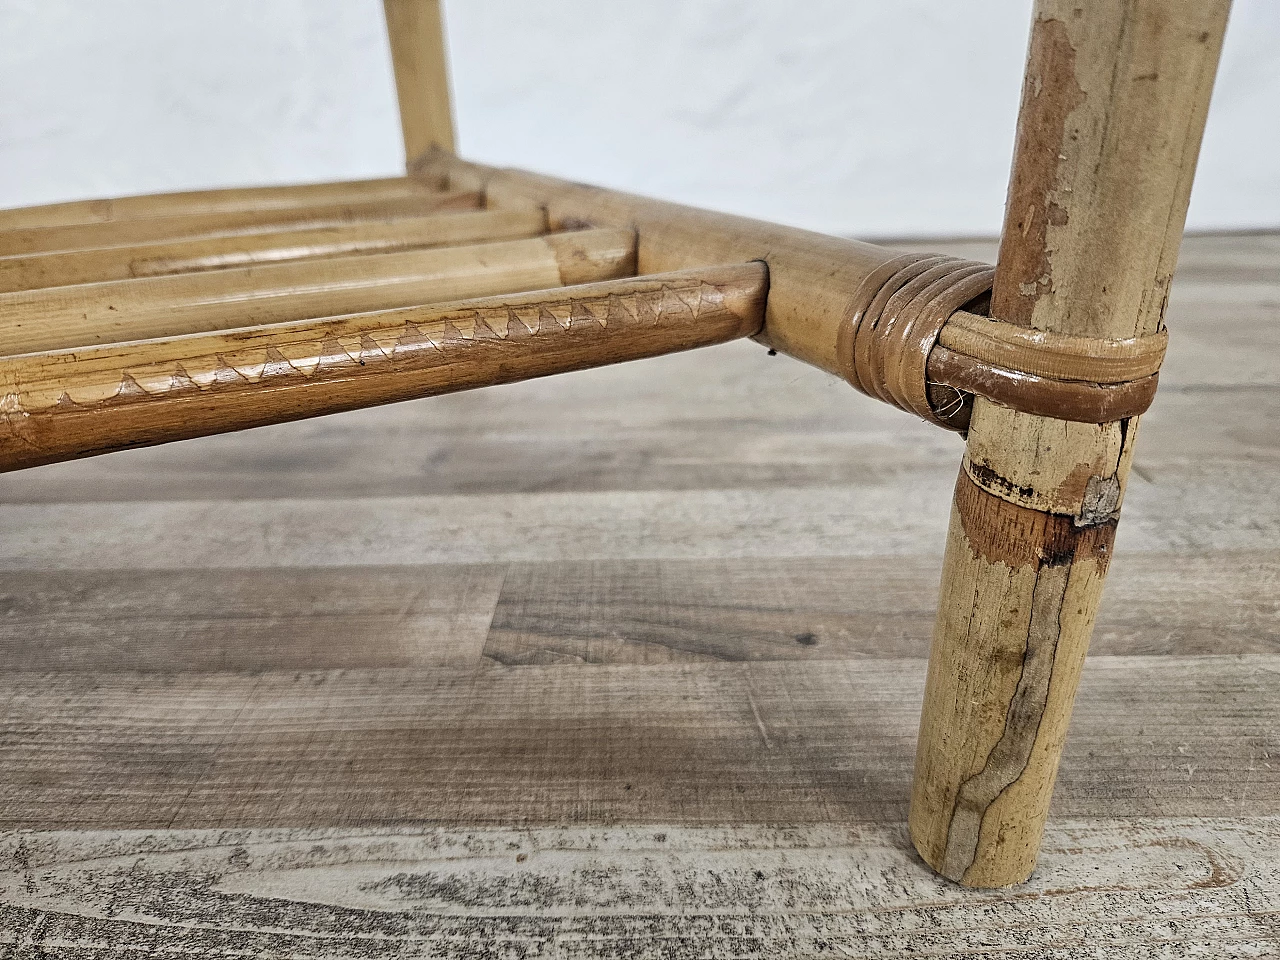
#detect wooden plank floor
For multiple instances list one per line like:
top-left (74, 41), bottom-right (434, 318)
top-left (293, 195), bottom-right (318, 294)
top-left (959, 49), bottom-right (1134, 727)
top-left (1, 233), bottom-right (1278, 957)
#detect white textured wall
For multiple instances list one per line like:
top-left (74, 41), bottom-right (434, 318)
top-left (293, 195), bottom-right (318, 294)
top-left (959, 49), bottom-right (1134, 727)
top-left (1, 0), bottom-right (1276, 237)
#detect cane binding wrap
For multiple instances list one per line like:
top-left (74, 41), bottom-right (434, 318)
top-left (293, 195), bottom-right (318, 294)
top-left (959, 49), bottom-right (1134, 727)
top-left (836, 252), bottom-right (1167, 431)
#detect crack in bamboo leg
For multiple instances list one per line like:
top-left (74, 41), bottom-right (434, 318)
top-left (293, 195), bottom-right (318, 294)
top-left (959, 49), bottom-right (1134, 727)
top-left (941, 561), bottom-right (1070, 882)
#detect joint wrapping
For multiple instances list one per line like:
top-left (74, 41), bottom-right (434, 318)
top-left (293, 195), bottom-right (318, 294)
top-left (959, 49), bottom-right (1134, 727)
top-left (836, 253), bottom-right (1167, 431)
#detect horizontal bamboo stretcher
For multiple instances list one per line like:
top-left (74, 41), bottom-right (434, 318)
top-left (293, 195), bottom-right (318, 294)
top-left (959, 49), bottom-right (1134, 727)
top-left (0, 167), bottom-right (1166, 472)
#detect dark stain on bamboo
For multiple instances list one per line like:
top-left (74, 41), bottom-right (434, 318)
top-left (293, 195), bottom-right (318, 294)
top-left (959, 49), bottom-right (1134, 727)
top-left (952, 470), bottom-right (1117, 571)
top-left (992, 16), bottom-right (1086, 328)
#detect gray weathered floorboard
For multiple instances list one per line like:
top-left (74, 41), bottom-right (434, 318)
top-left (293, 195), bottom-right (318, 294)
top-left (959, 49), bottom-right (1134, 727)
top-left (3, 550), bottom-right (1275, 675)
top-left (1, 656), bottom-right (1276, 831)
top-left (0, 566), bottom-right (505, 672)
top-left (2, 820), bottom-right (1277, 958)
top-left (484, 551), bottom-right (1280, 664)
top-left (1, 466), bottom-right (1278, 568)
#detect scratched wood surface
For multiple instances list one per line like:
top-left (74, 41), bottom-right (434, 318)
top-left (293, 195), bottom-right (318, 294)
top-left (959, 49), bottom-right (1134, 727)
top-left (1, 233), bottom-right (1277, 956)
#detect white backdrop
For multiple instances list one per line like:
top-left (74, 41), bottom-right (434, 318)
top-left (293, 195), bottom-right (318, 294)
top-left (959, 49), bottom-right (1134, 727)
top-left (1, 0), bottom-right (1275, 237)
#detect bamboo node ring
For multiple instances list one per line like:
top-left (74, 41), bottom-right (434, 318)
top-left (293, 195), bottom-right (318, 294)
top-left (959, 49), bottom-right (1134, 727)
top-left (836, 253), bottom-right (1168, 430)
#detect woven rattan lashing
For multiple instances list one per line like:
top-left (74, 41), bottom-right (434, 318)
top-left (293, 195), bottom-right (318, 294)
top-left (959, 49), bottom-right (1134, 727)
top-left (835, 253), bottom-right (1167, 430)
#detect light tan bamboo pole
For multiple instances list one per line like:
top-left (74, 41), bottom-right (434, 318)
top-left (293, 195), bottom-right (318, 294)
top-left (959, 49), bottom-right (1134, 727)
top-left (0, 228), bottom-right (635, 355)
top-left (0, 190), bottom-right (481, 258)
top-left (909, 0), bottom-right (1230, 888)
top-left (383, 0), bottom-right (456, 163)
top-left (0, 208), bottom-right (548, 293)
top-left (0, 176), bottom-right (447, 233)
top-left (415, 153), bottom-right (913, 379)
top-left (0, 264), bottom-right (764, 471)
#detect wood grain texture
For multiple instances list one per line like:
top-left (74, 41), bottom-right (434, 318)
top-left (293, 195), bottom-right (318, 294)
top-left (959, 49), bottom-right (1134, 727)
top-left (0, 228), bottom-right (635, 355)
top-left (0, 656), bottom-right (1275, 831)
top-left (0, 189), bottom-right (480, 257)
top-left (910, 0), bottom-right (1230, 887)
top-left (483, 552), bottom-right (1280, 666)
top-left (0, 553), bottom-right (1274, 678)
top-left (0, 465), bottom-right (1276, 570)
top-left (0, 176), bottom-right (447, 232)
top-left (0, 483), bottom-right (955, 568)
top-left (2, 819), bottom-right (1277, 958)
top-left (0, 263), bottom-right (761, 471)
top-left (0, 208), bottom-right (548, 292)
top-left (383, 0), bottom-right (456, 161)
top-left (0, 566), bottom-right (505, 672)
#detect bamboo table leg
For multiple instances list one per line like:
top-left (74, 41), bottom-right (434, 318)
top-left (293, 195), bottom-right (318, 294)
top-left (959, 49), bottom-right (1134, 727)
top-left (384, 0), bottom-right (456, 164)
top-left (909, 0), bottom-right (1230, 887)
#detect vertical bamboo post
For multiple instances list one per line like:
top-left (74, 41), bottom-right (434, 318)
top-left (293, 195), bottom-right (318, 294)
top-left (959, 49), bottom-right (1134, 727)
top-left (909, 0), bottom-right (1230, 888)
top-left (383, 0), bottom-right (457, 163)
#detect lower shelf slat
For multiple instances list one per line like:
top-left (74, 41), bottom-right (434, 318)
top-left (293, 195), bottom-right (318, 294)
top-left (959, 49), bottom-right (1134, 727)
top-left (0, 207), bottom-right (548, 293)
top-left (0, 262), bottom-right (766, 472)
